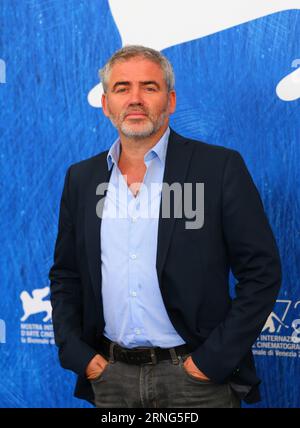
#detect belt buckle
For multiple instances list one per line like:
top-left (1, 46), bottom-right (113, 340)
top-left (149, 348), bottom-right (157, 365)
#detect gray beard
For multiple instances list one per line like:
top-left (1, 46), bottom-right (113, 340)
top-left (108, 104), bottom-right (169, 139)
top-left (119, 113), bottom-right (167, 139)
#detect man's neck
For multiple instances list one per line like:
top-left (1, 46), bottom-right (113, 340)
top-left (118, 124), bottom-right (169, 167)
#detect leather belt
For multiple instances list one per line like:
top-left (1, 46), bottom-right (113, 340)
top-left (99, 335), bottom-right (190, 365)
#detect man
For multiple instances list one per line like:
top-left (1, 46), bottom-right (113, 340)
top-left (49, 45), bottom-right (281, 408)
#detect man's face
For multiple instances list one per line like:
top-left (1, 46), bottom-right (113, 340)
top-left (101, 57), bottom-right (176, 139)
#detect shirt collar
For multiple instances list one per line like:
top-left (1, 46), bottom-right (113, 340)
top-left (106, 137), bottom-right (121, 171)
top-left (106, 127), bottom-right (170, 171)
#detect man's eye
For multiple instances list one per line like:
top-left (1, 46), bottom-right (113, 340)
top-left (115, 87), bottom-right (127, 93)
top-left (145, 87), bottom-right (156, 92)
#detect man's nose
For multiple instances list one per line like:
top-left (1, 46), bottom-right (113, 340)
top-left (127, 87), bottom-right (144, 105)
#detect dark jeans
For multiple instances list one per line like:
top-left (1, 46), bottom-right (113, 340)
top-left (90, 353), bottom-right (241, 408)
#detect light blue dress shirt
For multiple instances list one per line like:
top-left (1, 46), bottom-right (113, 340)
top-left (100, 127), bottom-right (186, 348)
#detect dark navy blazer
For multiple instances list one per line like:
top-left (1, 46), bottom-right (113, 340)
top-left (49, 129), bottom-right (281, 404)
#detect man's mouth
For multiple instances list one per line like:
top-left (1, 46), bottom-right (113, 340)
top-left (125, 111), bottom-right (148, 119)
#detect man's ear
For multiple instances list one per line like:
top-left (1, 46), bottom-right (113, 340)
top-left (101, 94), bottom-right (109, 117)
top-left (168, 90), bottom-right (176, 115)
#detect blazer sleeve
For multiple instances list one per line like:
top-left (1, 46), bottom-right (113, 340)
top-left (191, 150), bottom-right (282, 382)
top-left (49, 167), bottom-right (97, 376)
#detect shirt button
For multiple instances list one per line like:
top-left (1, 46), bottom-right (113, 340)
top-left (131, 291), bottom-right (137, 297)
top-left (130, 254), bottom-right (137, 260)
top-left (131, 216), bottom-right (137, 223)
top-left (135, 328), bottom-right (141, 335)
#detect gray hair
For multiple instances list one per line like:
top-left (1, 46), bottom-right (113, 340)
top-left (99, 45), bottom-right (175, 93)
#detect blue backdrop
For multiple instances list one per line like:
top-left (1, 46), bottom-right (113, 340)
top-left (0, 0), bottom-right (299, 408)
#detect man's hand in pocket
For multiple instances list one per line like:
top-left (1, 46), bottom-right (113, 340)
top-left (86, 354), bottom-right (109, 380)
top-left (183, 356), bottom-right (210, 381)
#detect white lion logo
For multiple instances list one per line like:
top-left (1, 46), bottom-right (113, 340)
top-left (20, 287), bottom-right (52, 322)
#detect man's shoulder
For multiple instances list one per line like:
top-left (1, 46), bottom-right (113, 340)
top-left (170, 129), bottom-right (239, 160)
top-left (67, 150), bottom-right (109, 177)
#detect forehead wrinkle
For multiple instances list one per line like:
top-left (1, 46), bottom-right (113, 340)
top-left (108, 59), bottom-right (165, 86)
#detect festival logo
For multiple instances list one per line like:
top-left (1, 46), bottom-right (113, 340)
top-left (19, 287), bottom-right (54, 346)
top-left (253, 299), bottom-right (300, 358)
top-left (276, 59), bottom-right (300, 101)
top-left (87, 0), bottom-right (300, 107)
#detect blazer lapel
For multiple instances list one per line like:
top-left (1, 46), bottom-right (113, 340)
top-left (156, 129), bottom-right (195, 286)
top-left (85, 153), bottom-right (112, 305)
